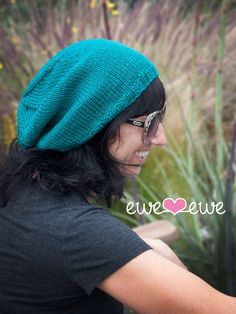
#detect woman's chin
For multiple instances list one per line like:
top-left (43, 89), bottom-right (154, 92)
top-left (120, 165), bottom-right (142, 177)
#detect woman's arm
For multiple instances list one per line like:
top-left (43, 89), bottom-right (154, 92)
top-left (98, 249), bottom-right (236, 314)
top-left (140, 237), bottom-right (187, 269)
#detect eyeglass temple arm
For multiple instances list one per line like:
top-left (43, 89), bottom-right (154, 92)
top-left (125, 120), bottom-right (145, 128)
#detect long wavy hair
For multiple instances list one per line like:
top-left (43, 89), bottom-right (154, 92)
top-left (0, 77), bottom-right (166, 208)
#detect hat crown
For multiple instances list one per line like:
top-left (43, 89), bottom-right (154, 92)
top-left (17, 38), bottom-right (159, 151)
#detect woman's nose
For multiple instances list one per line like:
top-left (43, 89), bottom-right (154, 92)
top-left (150, 123), bottom-right (167, 146)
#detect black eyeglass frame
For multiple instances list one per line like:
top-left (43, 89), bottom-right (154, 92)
top-left (125, 102), bottom-right (166, 144)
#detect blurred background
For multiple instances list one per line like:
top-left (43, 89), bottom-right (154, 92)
top-left (0, 0), bottom-right (235, 296)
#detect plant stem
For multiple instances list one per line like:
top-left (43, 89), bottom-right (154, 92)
top-left (224, 117), bottom-right (236, 296)
top-left (102, 0), bottom-right (111, 39)
top-left (215, 0), bottom-right (226, 174)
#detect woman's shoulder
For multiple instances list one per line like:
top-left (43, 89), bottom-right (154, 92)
top-left (5, 180), bottom-right (107, 217)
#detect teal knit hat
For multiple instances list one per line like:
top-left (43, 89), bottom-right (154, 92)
top-left (17, 38), bottom-right (159, 151)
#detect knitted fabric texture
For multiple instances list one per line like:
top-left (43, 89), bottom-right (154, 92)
top-left (17, 38), bottom-right (159, 151)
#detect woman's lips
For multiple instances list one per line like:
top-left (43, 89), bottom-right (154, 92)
top-left (134, 155), bottom-right (148, 165)
top-left (135, 151), bottom-right (149, 164)
top-left (119, 151), bottom-right (150, 167)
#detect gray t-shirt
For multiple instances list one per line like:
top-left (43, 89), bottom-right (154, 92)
top-left (0, 182), bottom-right (152, 313)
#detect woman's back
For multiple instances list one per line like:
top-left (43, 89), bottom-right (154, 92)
top-left (0, 182), bottom-right (152, 313)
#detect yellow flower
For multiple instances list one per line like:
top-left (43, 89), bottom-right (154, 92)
top-left (10, 0), bottom-right (16, 4)
top-left (71, 26), bottom-right (79, 34)
top-left (89, 0), bottom-right (97, 9)
top-left (66, 17), bottom-right (71, 24)
top-left (10, 35), bottom-right (20, 45)
top-left (111, 9), bottom-right (119, 16)
top-left (41, 50), bottom-right (47, 56)
top-left (106, 0), bottom-right (115, 9)
top-left (0, 62), bottom-right (3, 70)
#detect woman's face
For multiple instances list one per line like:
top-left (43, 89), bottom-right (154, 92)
top-left (108, 114), bottom-right (167, 176)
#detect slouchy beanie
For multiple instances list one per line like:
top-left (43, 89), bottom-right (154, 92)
top-left (17, 38), bottom-right (159, 151)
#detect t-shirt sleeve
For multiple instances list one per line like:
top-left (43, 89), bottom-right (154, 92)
top-left (63, 207), bottom-right (153, 296)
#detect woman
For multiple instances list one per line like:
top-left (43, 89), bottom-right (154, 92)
top-left (0, 38), bottom-right (235, 314)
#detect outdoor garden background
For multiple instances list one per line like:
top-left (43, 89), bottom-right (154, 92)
top-left (0, 0), bottom-right (235, 297)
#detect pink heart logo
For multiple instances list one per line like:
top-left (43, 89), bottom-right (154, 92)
top-left (162, 198), bottom-right (187, 215)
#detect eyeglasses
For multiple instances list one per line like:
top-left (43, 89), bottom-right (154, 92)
top-left (125, 103), bottom-right (166, 145)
